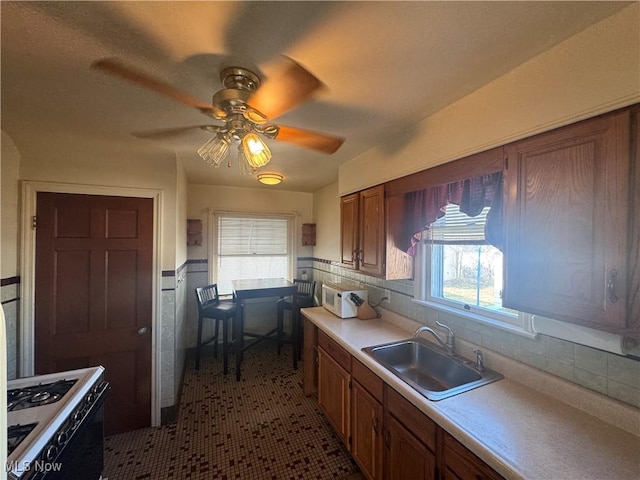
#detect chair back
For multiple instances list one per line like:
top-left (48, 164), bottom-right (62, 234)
top-left (195, 284), bottom-right (221, 313)
top-left (293, 279), bottom-right (316, 306)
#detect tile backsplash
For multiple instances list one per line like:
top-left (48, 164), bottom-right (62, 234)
top-left (307, 258), bottom-right (640, 410)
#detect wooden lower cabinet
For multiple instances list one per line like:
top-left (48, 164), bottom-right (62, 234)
top-left (309, 324), bottom-right (503, 480)
top-left (352, 359), bottom-right (385, 480)
top-left (385, 386), bottom-right (437, 480)
top-left (352, 380), bottom-right (384, 479)
top-left (442, 432), bottom-right (505, 480)
top-left (385, 414), bottom-right (436, 479)
top-left (318, 347), bottom-right (351, 447)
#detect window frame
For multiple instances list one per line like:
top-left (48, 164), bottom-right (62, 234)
top-left (210, 210), bottom-right (297, 295)
top-left (414, 227), bottom-right (536, 338)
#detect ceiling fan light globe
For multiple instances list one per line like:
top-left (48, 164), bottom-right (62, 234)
top-left (198, 134), bottom-right (230, 167)
top-left (242, 133), bottom-right (272, 169)
top-left (237, 147), bottom-right (255, 175)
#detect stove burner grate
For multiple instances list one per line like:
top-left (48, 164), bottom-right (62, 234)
top-left (7, 422), bottom-right (38, 456)
top-left (7, 379), bottom-right (78, 411)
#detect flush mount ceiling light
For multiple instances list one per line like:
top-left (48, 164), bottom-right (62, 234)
top-left (257, 173), bottom-right (283, 185)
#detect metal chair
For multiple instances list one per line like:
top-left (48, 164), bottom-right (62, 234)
top-left (195, 284), bottom-right (237, 374)
top-left (276, 279), bottom-right (316, 361)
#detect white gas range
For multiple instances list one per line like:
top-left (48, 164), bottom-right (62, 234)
top-left (6, 366), bottom-right (109, 480)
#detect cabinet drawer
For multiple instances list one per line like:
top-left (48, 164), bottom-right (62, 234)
top-left (318, 330), bottom-right (351, 371)
top-left (385, 386), bottom-right (436, 452)
top-left (444, 432), bottom-right (504, 480)
top-left (352, 358), bottom-right (383, 402)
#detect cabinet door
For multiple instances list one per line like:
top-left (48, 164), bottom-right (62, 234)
top-left (384, 414), bottom-right (436, 480)
top-left (359, 185), bottom-right (385, 276)
top-left (302, 317), bottom-right (318, 396)
top-left (629, 106), bottom-right (640, 334)
top-left (443, 432), bottom-right (504, 480)
top-left (352, 380), bottom-right (383, 480)
top-left (318, 347), bottom-right (350, 447)
top-left (504, 110), bottom-right (630, 331)
top-left (341, 193), bottom-right (360, 269)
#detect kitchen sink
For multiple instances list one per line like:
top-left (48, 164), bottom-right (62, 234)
top-left (362, 338), bottom-right (503, 401)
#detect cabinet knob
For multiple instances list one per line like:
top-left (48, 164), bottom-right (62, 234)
top-left (372, 416), bottom-right (379, 435)
top-left (383, 429), bottom-right (391, 450)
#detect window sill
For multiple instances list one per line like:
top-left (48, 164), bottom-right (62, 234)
top-left (412, 298), bottom-right (538, 339)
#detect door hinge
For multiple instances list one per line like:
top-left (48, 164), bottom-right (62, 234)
top-left (348, 379), bottom-right (352, 389)
top-left (348, 435), bottom-right (352, 445)
top-left (505, 155), bottom-right (509, 169)
top-left (32, 216), bottom-right (37, 229)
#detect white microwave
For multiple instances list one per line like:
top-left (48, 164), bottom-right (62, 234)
top-left (321, 282), bottom-right (368, 318)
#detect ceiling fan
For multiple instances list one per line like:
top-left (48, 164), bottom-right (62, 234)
top-left (91, 57), bottom-right (345, 173)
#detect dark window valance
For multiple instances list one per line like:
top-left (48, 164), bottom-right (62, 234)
top-left (402, 171), bottom-right (503, 255)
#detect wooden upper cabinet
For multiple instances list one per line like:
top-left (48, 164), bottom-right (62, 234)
top-left (340, 185), bottom-right (385, 277)
top-left (340, 192), bottom-right (360, 269)
top-left (629, 106), bottom-right (640, 335)
top-left (504, 110), bottom-right (631, 332)
top-left (359, 185), bottom-right (385, 276)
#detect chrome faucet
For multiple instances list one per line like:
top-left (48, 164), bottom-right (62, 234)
top-left (414, 321), bottom-right (455, 355)
top-left (473, 348), bottom-right (484, 372)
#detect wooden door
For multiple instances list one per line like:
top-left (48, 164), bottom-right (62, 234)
top-left (35, 192), bottom-right (153, 435)
top-left (504, 110), bottom-right (630, 331)
top-left (359, 185), bottom-right (385, 276)
top-left (341, 193), bottom-right (359, 269)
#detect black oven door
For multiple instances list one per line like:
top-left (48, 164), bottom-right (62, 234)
top-left (32, 382), bottom-right (110, 480)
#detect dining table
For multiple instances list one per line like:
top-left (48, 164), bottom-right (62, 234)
top-left (231, 278), bottom-right (298, 381)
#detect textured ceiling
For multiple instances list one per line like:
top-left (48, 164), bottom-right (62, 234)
top-left (1, 1), bottom-right (629, 192)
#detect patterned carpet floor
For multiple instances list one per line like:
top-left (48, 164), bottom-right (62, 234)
top-left (103, 343), bottom-right (361, 479)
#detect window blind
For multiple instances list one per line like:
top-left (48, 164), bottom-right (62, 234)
top-left (423, 204), bottom-right (490, 244)
top-left (218, 216), bottom-right (288, 255)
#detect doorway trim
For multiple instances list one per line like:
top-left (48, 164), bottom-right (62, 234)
top-left (20, 180), bottom-right (164, 427)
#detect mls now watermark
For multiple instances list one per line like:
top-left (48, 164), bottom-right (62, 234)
top-left (6, 460), bottom-right (63, 474)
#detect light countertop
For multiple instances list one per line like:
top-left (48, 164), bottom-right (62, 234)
top-left (302, 306), bottom-right (640, 480)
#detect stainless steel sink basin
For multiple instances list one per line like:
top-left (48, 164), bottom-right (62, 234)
top-left (362, 338), bottom-right (503, 401)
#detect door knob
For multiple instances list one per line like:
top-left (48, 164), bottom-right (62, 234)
top-left (137, 326), bottom-right (149, 335)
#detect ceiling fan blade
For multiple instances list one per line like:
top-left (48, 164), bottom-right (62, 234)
top-left (131, 125), bottom-right (217, 139)
top-left (275, 125), bottom-right (344, 154)
top-left (92, 58), bottom-right (222, 117)
top-left (248, 57), bottom-right (323, 120)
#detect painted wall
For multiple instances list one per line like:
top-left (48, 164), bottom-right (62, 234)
top-left (339, 3), bottom-right (640, 195)
top-left (175, 158), bottom-right (188, 268)
top-left (1, 131), bottom-right (21, 380)
top-left (168, 158), bottom-right (189, 409)
top-left (187, 183), bottom-right (315, 262)
top-left (1, 132), bottom-right (20, 280)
